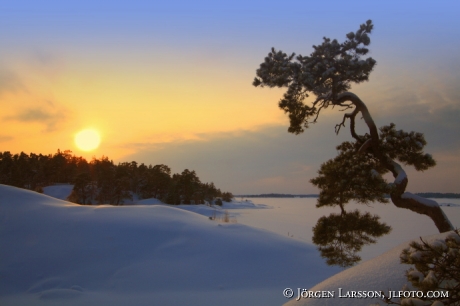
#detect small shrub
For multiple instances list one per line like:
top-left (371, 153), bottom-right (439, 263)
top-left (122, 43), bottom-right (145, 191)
top-left (222, 210), bottom-right (230, 223)
top-left (209, 209), bottom-right (236, 223)
top-left (386, 230), bottom-right (460, 305)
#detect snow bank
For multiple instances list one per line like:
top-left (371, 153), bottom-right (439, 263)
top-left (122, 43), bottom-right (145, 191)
top-left (0, 184), bottom-right (340, 306)
top-left (131, 198), bottom-right (269, 221)
top-left (133, 197), bottom-right (164, 205)
top-left (283, 232), bottom-right (455, 306)
top-left (284, 244), bottom-right (407, 305)
top-left (222, 199), bottom-right (270, 209)
top-left (43, 184), bottom-right (74, 200)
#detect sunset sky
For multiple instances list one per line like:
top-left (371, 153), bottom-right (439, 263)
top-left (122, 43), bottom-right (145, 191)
top-left (1, 1), bottom-right (459, 194)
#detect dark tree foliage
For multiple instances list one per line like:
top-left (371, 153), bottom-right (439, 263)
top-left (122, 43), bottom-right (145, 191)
top-left (254, 20), bottom-right (453, 266)
top-left (164, 169), bottom-right (225, 205)
top-left (69, 172), bottom-right (95, 204)
top-left (313, 210), bottom-right (391, 267)
top-left (176, 169), bottom-right (201, 204)
top-left (214, 198), bottom-right (223, 206)
top-left (385, 230), bottom-right (460, 306)
top-left (253, 20), bottom-right (376, 134)
top-left (222, 192), bottom-right (233, 202)
top-left (202, 182), bottom-right (220, 204)
top-left (138, 164), bottom-right (171, 200)
top-left (310, 141), bottom-right (389, 213)
top-left (0, 150), bottom-right (231, 206)
top-left (0, 149), bottom-right (85, 190)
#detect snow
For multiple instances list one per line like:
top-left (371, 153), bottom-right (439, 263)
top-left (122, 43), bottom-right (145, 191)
top-left (370, 169), bottom-right (380, 178)
top-left (430, 239), bottom-right (447, 250)
top-left (283, 242), bottom-right (407, 305)
top-left (43, 184), bottom-right (268, 221)
top-left (42, 184), bottom-right (143, 205)
top-left (43, 184), bottom-right (74, 200)
top-left (0, 184), bottom-right (340, 306)
top-left (401, 192), bottom-right (439, 207)
top-left (283, 231), bottom-right (455, 306)
top-left (424, 271), bottom-right (437, 285)
top-left (133, 197), bottom-right (164, 205)
top-left (392, 161), bottom-right (407, 184)
top-left (408, 270), bottom-right (425, 282)
top-left (6, 184), bottom-right (460, 305)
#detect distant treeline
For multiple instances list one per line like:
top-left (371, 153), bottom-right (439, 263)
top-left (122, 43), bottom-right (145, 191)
top-left (236, 193), bottom-right (318, 198)
top-left (415, 193), bottom-right (460, 199)
top-left (237, 193), bottom-right (460, 199)
top-left (0, 150), bottom-right (232, 205)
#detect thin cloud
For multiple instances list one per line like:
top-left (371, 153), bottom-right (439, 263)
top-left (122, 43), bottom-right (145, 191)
top-left (117, 97), bottom-right (460, 194)
top-left (4, 102), bottom-right (69, 132)
top-left (0, 135), bottom-right (13, 143)
top-left (119, 122), bottom-right (350, 194)
top-left (0, 69), bottom-right (25, 96)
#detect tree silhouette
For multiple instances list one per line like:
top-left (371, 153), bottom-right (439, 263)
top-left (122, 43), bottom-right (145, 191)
top-left (313, 210), bottom-right (391, 267)
top-left (0, 150), bottom-right (231, 207)
top-left (253, 20), bottom-right (453, 235)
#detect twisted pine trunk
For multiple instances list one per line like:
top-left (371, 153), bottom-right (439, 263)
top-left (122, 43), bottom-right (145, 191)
top-left (336, 92), bottom-right (454, 233)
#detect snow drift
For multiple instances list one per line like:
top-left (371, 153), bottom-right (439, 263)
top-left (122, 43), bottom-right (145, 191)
top-left (283, 231), bottom-right (457, 306)
top-left (0, 184), bottom-right (340, 306)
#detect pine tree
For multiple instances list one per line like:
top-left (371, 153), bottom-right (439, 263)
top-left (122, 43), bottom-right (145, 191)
top-left (384, 230), bottom-right (460, 305)
top-left (253, 20), bottom-right (453, 238)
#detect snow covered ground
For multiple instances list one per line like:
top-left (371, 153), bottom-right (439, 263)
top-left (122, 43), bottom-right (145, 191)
top-left (42, 184), bottom-right (74, 201)
top-left (2, 184), bottom-right (459, 305)
top-left (283, 231), bottom-right (457, 306)
top-left (0, 185), bottom-right (340, 306)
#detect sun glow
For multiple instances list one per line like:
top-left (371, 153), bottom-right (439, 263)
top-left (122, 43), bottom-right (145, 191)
top-left (75, 129), bottom-right (101, 151)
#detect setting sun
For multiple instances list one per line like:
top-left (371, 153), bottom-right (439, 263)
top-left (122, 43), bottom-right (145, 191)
top-left (75, 129), bottom-right (101, 151)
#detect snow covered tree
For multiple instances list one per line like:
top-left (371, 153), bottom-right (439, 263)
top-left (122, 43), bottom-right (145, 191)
top-left (253, 20), bottom-right (453, 234)
top-left (384, 230), bottom-right (460, 306)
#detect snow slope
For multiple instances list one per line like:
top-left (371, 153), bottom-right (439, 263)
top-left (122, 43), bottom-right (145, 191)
top-left (43, 184), bottom-right (74, 201)
top-left (283, 231), bottom-right (455, 306)
top-left (283, 242), bottom-right (408, 306)
top-left (0, 184), bottom-right (340, 306)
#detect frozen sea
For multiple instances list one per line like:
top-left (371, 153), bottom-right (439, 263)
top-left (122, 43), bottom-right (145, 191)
top-left (230, 197), bottom-right (460, 262)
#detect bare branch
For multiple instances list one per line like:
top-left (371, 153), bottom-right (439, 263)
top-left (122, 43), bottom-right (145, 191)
top-left (312, 93), bottom-right (327, 107)
top-left (335, 116), bottom-right (347, 134)
top-left (339, 103), bottom-right (353, 109)
top-left (334, 105), bottom-right (360, 140)
top-left (313, 103), bottom-right (326, 123)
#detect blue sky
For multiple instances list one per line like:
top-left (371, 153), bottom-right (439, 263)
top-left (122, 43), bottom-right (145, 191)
top-left (1, 0), bottom-right (459, 193)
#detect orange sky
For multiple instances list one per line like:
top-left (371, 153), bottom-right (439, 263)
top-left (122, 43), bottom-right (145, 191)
top-left (1, 1), bottom-right (459, 193)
